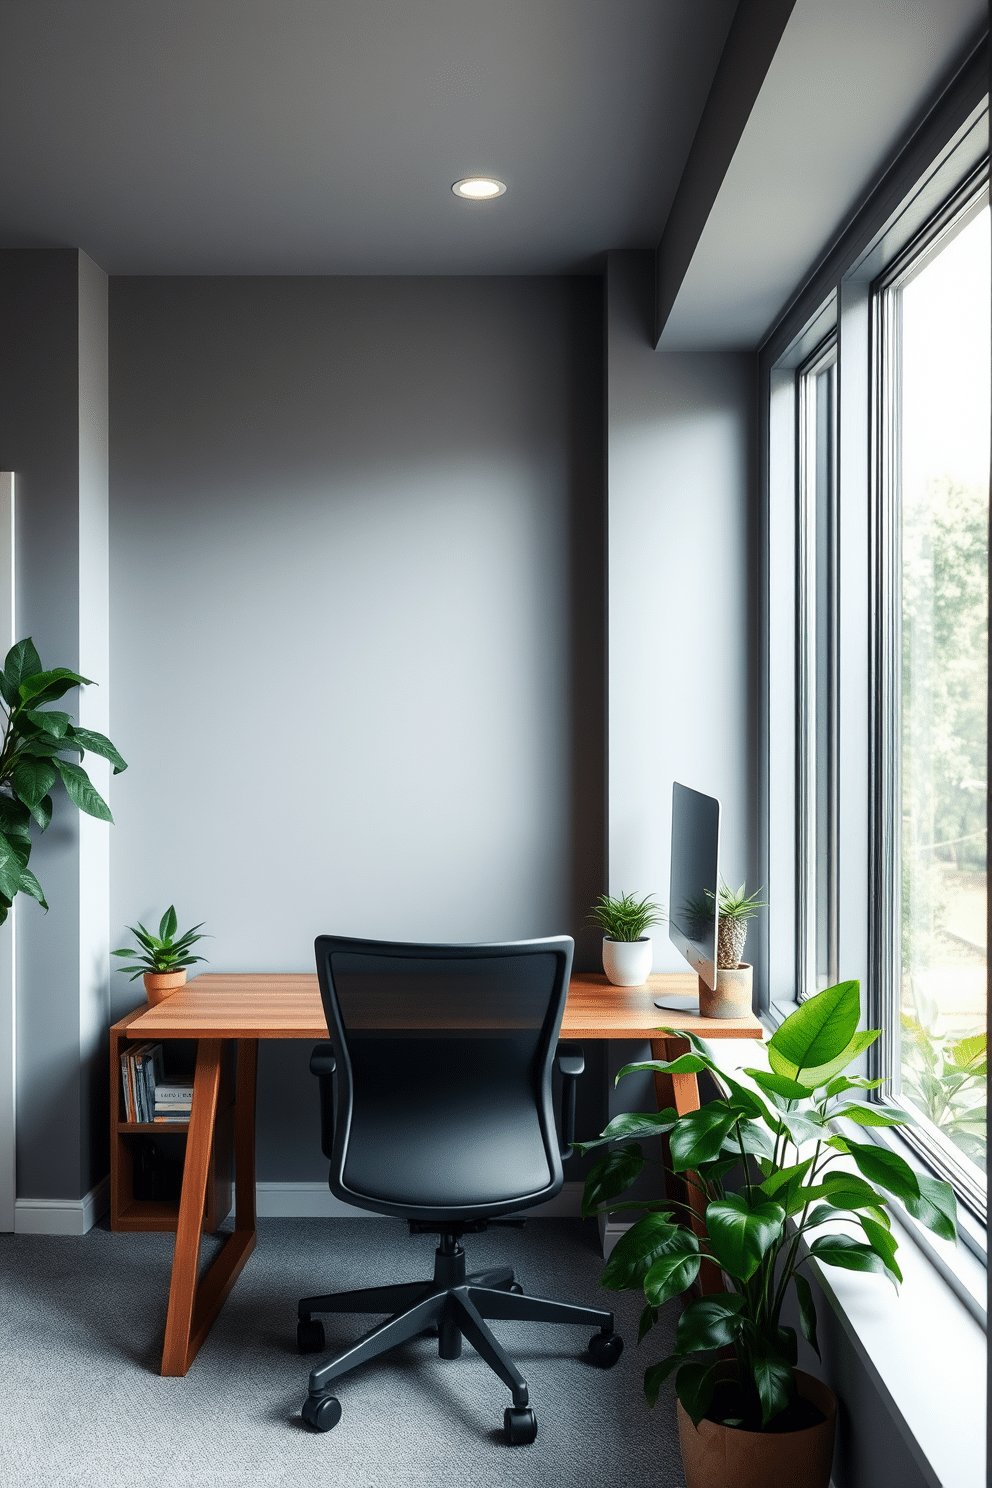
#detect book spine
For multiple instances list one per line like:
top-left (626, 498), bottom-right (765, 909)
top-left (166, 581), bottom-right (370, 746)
top-left (120, 1052), bottom-right (134, 1122)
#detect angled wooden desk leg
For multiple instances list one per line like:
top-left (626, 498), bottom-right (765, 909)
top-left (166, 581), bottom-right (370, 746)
top-left (651, 1036), bottom-right (722, 1296)
top-left (160, 1038), bottom-right (258, 1376)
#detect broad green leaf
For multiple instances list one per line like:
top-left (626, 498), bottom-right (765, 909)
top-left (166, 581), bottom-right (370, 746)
top-left (674, 1360), bottom-right (718, 1426)
top-left (2, 638), bottom-right (42, 703)
top-left (32, 794), bottom-right (53, 832)
top-left (23, 708), bottom-right (71, 738)
top-left (793, 1273), bottom-right (820, 1359)
top-left (792, 1030), bottom-right (881, 1090)
top-left (704, 1193), bottom-right (785, 1281)
top-left (824, 1075), bottom-right (885, 1098)
top-left (675, 1294), bottom-right (747, 1352)
top-left (0, 795), bottom-right (32, 842)
top-left (54, 759), bottom-right (113, 823)
top-left (773, 1107), bottom-right (826, 1147)
top-left (902, 1175), bottom-right (957, 1242)
top-left (637, 1304), bottom-right (659, 1344)
top-left (616, 1053), bottom-right (715, 1084)
top-left (842, 1138), bottom-right (921, 1203)
top-left (581, 1109), bottom-right (679, 1149)
top-left (860, 1216), bottom-right (902, 1282)
top-left (809, 1233), bottom-right (890, 1279)
top-left (159, 904), bottom-right (178, 940)
top-left (600, 1212), bottom-right (680, 1290)
top-left (643, 1353), bottom-right (682, 1408)
top-left (17, 866), bottom-right (48, 911)
top-left (643, 1236), bottom-right (701, 1306)
top-left (949, 1033), bottom-right (986, 1070)
top-left (18, 667), bottom-right (92, 705)
top-left (0, 832), bottom-right (26, 899)
top-left (15, 735), bottom-right (66, 758)
top-left (11, 758), bottom-right (58, 811)
top-left (669, 1104), bottom-right (738, 1172)
top-left (777, 1324), bottom-right (799, 1366)
top-left (768, 980), bottom-right (861, 1078)
top-left (818, 1172), bottom-right (889, 1211)
top-left (719, 1074), bottom-right (772, 1122)
top-left (760, 1157), bottom-right (814, 1199)
top-left (750, 1337), bottom-right (795, 1425)
top-left (581, 1144), bottom-right (645, 1216)
top-left (65, 726), bottom-right (128, 774)
top-left (746, 1067), bottom-right (811, 1101)
top-left (830, 1103), bottom-right (912, 1128)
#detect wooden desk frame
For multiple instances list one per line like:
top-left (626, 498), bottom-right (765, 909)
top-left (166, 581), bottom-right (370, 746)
top-left (114, 971), bottom-right (761, 1376)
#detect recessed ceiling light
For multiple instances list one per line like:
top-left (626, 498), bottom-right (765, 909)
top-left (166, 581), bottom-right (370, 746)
top-left (452, 177), bottom-right (506, 200)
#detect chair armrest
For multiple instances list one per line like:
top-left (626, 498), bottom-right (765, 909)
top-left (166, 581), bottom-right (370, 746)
top-left (309, 1043), bottom-right (337, 1077)
top-left (556, 1041), bottom-right (585, 1161)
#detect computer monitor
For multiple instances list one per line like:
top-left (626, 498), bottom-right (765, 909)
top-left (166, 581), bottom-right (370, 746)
top-left (667, 782), bottom-right (721, 992)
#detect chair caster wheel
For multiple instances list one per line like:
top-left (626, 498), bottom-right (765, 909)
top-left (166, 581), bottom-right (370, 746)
top-left (297, 1318), bottom-right (325, 1354)
top-left (301, 1391), bottom-right (341, 1432)
top-left (588, 1330), bottom-right (623, 1368)
top-left (509, 1282), bottom-right (524, 1294)
top-left (504, 1406), bottom-right (537, 1445)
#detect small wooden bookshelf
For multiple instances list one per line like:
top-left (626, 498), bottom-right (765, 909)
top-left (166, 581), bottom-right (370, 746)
top-left (110, 1006), bottom-right (233, 1233)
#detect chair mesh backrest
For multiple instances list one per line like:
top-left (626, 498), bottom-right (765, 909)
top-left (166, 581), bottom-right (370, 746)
top-left (314, 936), bottom-right (572, 1215)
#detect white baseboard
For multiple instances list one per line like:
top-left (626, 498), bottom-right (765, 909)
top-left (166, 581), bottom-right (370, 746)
top-left (598, 1212), bottom-right (634, 1260)
top-left (255, 1180), bottom-right (585, 1220)
top-left (14, 1175), bottom-right (110, 1235)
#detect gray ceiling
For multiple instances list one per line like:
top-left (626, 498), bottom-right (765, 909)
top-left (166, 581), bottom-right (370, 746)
top-left (0, 0), bottom-right (737, 276)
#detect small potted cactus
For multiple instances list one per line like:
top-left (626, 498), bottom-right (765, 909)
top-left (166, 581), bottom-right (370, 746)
top-left (701, 881), bottom-right (764, 1018)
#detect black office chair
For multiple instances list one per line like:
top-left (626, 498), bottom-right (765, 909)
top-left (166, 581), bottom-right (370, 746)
top-left (297, 934), bottom-right (623, 1444)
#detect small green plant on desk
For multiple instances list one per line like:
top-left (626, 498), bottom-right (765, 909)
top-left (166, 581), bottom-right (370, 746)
top-left (577, 979), bottom-right (958, 1433)
top-left (0, 637), bottom-right (126, 921)
top-left (113, 906), bottom-right (209, 980)
top-left (587, 890), bottom-right (666, 941)
top-left (715, 881), bottom-right (764, 969)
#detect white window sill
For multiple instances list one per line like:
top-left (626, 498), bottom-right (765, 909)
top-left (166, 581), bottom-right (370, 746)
top-left (702, 1034), bottom-right (987, 1488)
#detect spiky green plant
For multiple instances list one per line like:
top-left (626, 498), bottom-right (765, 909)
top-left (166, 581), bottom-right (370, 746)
top-left (113, 906), bottom-right (209, 980)
top-left (587, 891), bottom-right (666, 943)
top-left (716, 881), bottom-right (765, 969)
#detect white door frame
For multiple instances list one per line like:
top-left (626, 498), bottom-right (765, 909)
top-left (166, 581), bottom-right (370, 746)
top-left (0, 473), bottom-right (15, 1230)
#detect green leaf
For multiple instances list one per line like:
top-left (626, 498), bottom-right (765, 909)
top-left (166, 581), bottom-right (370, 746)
top-left (719, 1074), bottom-right (772, 1122)
top-left (669, 1104), bottom-right (738, 1171)
top-left (792, 1030), bottom-right (881, 1091)
top-left (581, 1144), bottom-right (645, 1216)
top-left (0, 795), bottom-right (32, 842)
top-left (830, 1103), bottom-right (912, 1128)
top-left (586, 1109), bottom-right (680, 1147)
top-left (746, 1067), bottom-right (812, 1101)
top-left (2, 638), bottom-right (42, 701)
top-left (842, 1138), bottom-right (921, 1203)
top-left (54, 759), bottom-right (113, 823)
top-left (809, 1233), bottom-right (890, 1278)
top-left (728, 1121), bottom-right (775, 1160)
top-left (674, 1360), bottom-right (718, 1427)
top-left (768, 980), bottom-right (861, 1078)
top-left (17, 866), bottom-right (48, 911)
top-left (759, 1157), bottom-right (814, 1200)
top-left (675, 1294), bottom-right (747, 1352)
top-left (902, 1175), bottom-right (957, 1242)
top-left (642, 1235), bottom-right (701, 1306)
top-left (18, 667), bottom-right (93, 705)
top-left (0, 832), bottom-right (26, 899)
top-left (11, 758), bottom-right (58, 812)
top-left (23, 708), bottom-right (71, 738)
top-left (818, 1172), bottom-right (890, 1211)
top-left (824, 1075), bottom-right (885, 1098)
top-left (860, 1216), bottom-right (902, 1282)
top-left (616, 1054), bottom-right (715, 1083)
top-left (793, 1273), bottom-right (820, 1359)
top-left (600, 1212), bottom-right (680, 1291)
top-left (15, 734), bottom-right (66, 759)
top-left (751, 1337), bottom-right (795, 1425)
top-left (637, 1304), bottom-right (659, 1344)
top-left (643, 1353), bottom-right (682, 1408)
top-left (159, 904), bottom-right (178, 940)
top-left (64, 726), bottom-right (128, 774)
top-left (704, 1193), bottom-right (785, 1281)
top-left (773, 1107), bottom-right (826, 1147)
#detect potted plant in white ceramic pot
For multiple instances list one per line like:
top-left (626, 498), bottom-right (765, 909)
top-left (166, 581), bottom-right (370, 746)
top-left (577, 979), bottom-right (958, 1488)
top-left (113, 906), bottom-right (209, 1005)
top-left (587, 891), bottom-right (666, 987)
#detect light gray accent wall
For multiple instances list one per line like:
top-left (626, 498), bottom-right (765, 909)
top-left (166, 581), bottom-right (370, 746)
top-left (606, 251), bottom-right (760, 963)
top-left (0, 248), bottom-right (110, 1201)
top-left (108, 274), bottom-right (606, 1183)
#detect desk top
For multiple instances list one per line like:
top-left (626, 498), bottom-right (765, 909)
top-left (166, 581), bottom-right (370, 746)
top-left (121, 971), bottom-right (763, 1042)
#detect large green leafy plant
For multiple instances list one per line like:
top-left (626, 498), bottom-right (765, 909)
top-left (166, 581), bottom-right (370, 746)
top-left (0, 638), bottom-right (126, 921)
top-left (578, 980), bottom-right (958, 1431)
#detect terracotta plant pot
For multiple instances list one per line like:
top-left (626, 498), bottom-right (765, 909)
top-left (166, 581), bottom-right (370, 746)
top-left (143, 968), bottom-right (188, 1006)
top-left (677, 1370), bottom-right (836, 1488)
top-left (601, 936), bottom-right (652, 987)
top-left (698, 961), bottom-right (753, 1019)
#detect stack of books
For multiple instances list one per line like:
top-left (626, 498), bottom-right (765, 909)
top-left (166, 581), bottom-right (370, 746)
top-left (153, 1081), bottom-right (194, 1122)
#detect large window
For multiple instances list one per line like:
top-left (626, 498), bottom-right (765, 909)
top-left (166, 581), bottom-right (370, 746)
top-left (875, 183), bottom-right (989, 1207)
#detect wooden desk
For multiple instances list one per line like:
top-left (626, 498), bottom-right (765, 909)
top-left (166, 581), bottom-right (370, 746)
top-left (115, 971), bottom-right (761, 1376)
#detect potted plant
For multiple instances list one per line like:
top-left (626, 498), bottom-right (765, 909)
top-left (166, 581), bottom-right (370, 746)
top-left (587, 890), bottom-right (666, 987)
top-left (0, 637), bottom-right (126, 921)
top-left (577, 978), bottom-right (958, 1488)
top-left (113, 906), bottom-right (209, 1005)
top-left (703, 881), bottom-right (765, 1019)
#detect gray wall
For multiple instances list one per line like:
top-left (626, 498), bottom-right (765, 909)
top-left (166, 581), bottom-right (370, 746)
top-left (108, 274), bottom-right (606, 1181)
top-left (605, 251), bottom-right (761, 961)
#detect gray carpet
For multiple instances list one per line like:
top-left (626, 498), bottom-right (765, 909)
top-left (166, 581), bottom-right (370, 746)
top-left (0, 1218), bottom-right (685, 1488)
